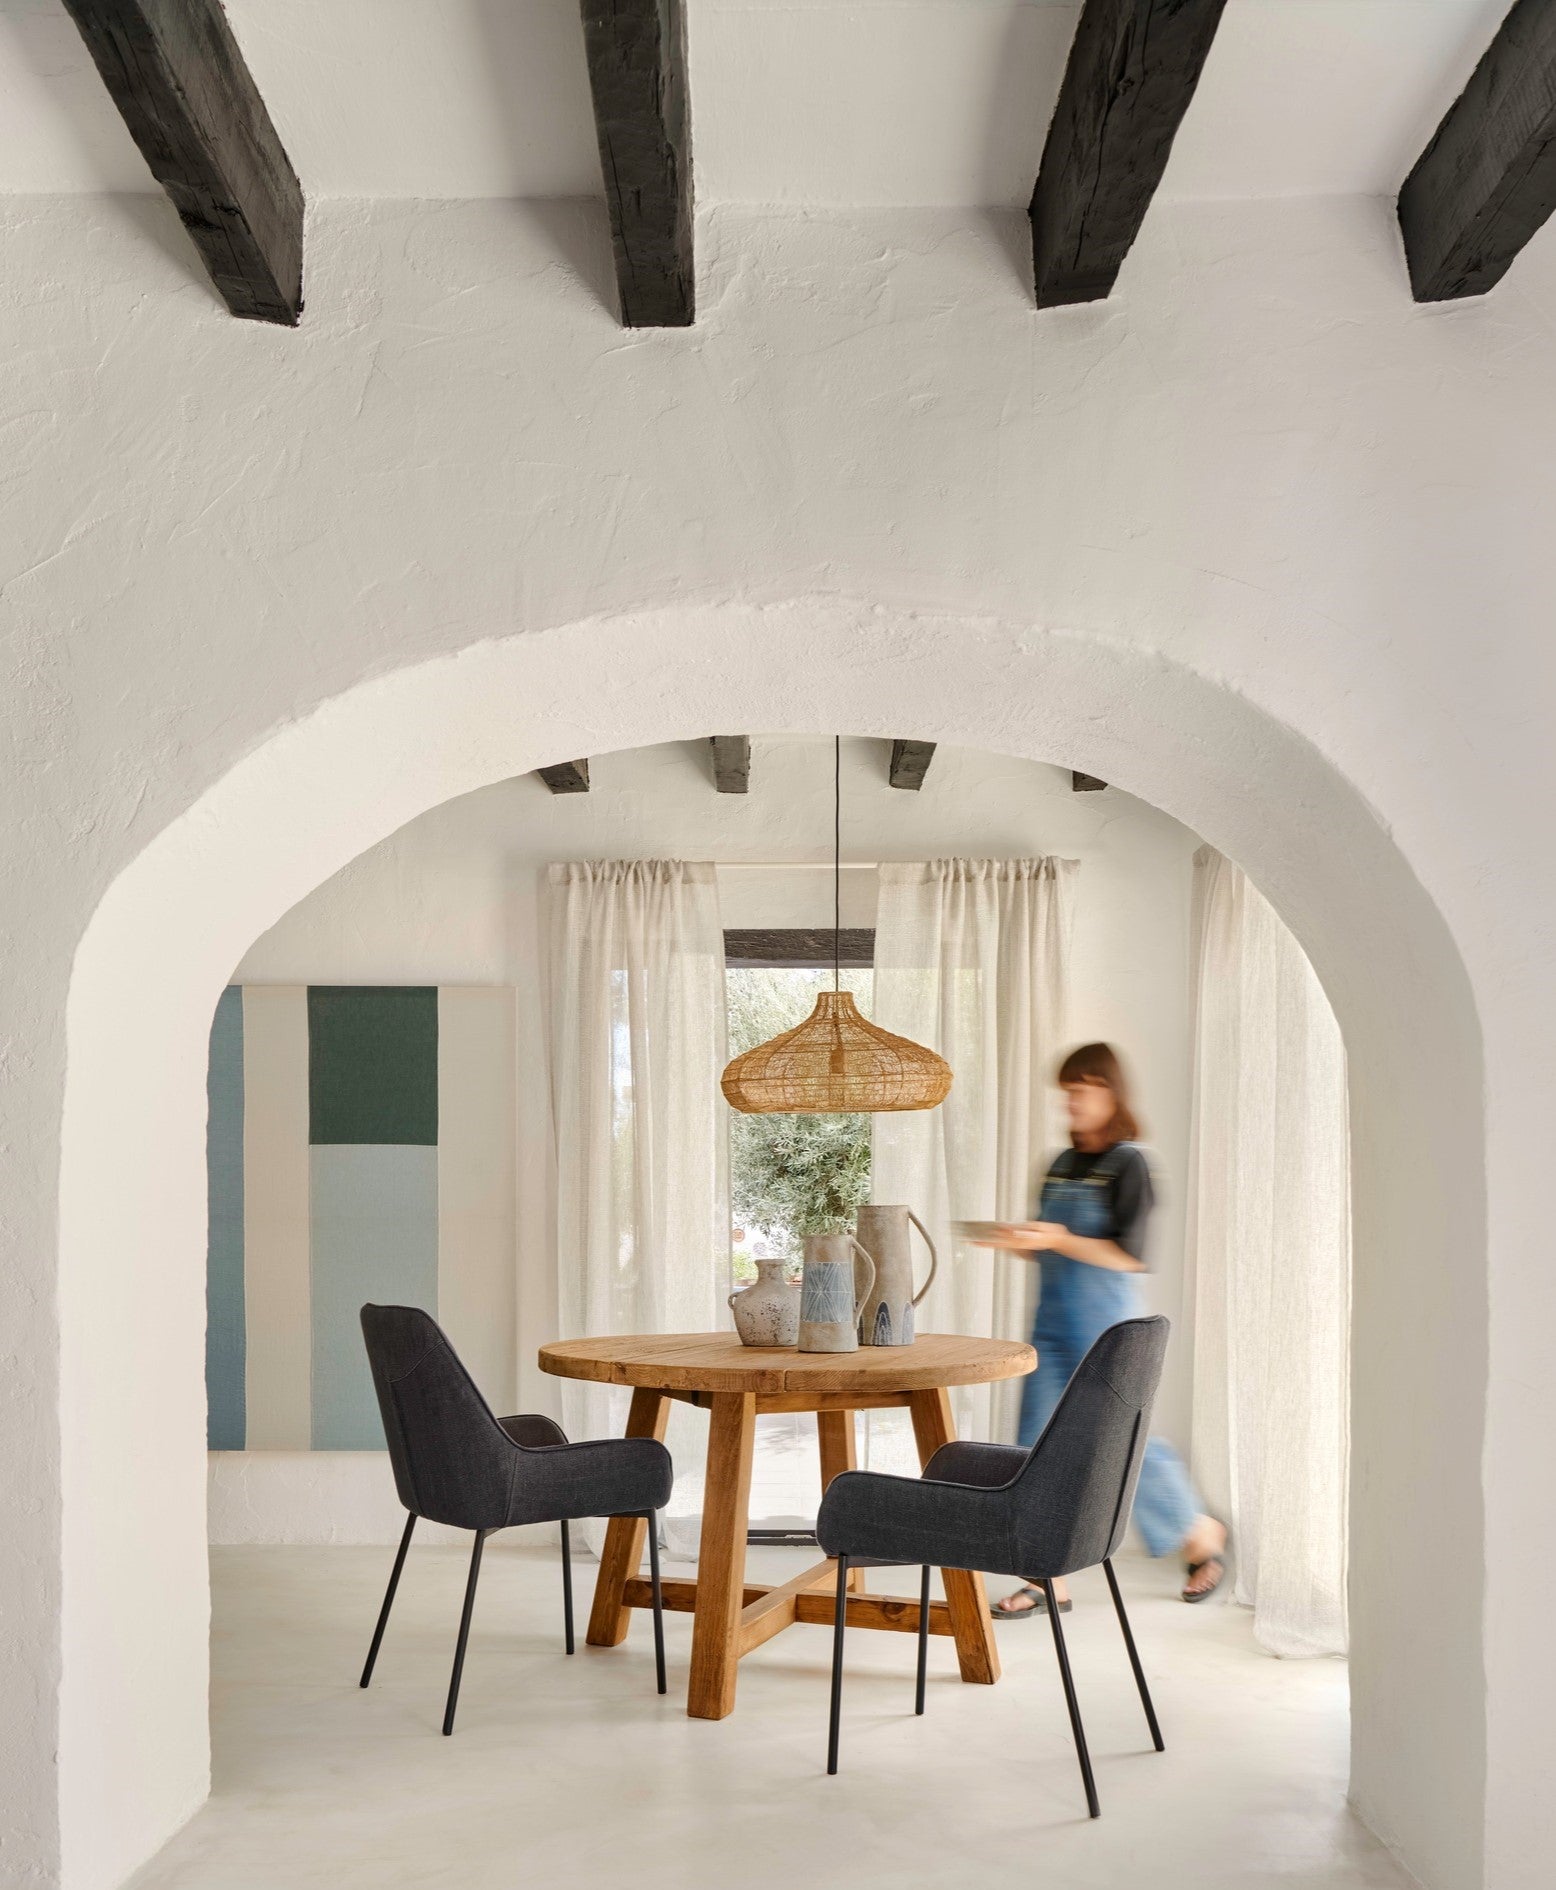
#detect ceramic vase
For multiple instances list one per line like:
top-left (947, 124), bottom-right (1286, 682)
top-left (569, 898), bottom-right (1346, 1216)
top-left (798, 1233), bottom-right (875, 1353)
top-left (853, 1205), bottom-right (938, 1345)
top-left (728, 1257), bottom-right (801, 1347)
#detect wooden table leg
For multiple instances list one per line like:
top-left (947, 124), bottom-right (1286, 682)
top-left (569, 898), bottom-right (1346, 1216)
top-left (908, 1386), bottom-right (1000, 1686)
top-left (586, 1387), bottom-right (671, 1648)
top-left (687, 1391), bottom-right (756, 1719)
top-left (816, 1408), bottom-right (864, 1589)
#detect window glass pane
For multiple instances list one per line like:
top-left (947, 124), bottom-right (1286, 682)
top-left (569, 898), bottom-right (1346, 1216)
top-left (727, 966), bottom-right (873, 1280)
top-left (725, 963), bottom-right (874, 1528)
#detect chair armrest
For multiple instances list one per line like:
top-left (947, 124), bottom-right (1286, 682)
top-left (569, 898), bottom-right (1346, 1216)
top-left (498, 1413), bottom-right (569, 1449)
top-left (922, 1440), bottom-right (1026, 1489)
top-left (816, 1467), bottom-right (1017, 1576)
top-left (502, 1434), bottom-right (673, 1528)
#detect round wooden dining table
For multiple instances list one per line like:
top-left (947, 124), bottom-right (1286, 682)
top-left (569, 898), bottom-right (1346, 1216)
top-left (538, 1330), bottom-right (1036, 1720)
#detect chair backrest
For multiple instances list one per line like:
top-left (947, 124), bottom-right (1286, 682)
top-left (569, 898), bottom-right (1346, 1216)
top-left (360, 1304), bottom-right (518, 1529)
top-left (1011, 1315), bottom-right (1170, 1580)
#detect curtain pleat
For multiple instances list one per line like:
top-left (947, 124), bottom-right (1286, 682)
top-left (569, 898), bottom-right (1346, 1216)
top-left (547, 861), bottom-right (727, 1555)
top-left (871, 859), bottom-right (1076, 1444)
top-left (1187, 848), bottom-right (1351, 1656)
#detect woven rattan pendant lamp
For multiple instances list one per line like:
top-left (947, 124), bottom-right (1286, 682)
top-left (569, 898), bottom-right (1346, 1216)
top-left (720, 740), bottom-right (953, 1115)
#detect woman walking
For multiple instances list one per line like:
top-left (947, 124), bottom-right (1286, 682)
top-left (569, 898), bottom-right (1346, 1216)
top-left (976, 1042), bottom-right (1227, 1615)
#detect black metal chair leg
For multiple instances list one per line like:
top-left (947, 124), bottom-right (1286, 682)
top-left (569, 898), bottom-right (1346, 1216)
top-left (360, 1511), bottom-right (416, 1688)
top-left (1103, 1556), bottom-right (1164, 1751)
top-left (443, 1529), bottom-right (488, 1736)
top-left (1042, 1577), bottom-right (1100, 1818)
top-left (915, 1565), bottom-right (930, 1716)
top-left (560, 1520), bottom-right (575, 1655)
top-left (827, 1554), bottom-right (849, 1774)
top-left (645, 1511), bottom-right (666, 1695)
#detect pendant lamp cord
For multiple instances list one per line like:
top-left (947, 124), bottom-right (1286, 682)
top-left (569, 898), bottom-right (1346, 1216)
top-left (833, 735), bottom-right (841, 991)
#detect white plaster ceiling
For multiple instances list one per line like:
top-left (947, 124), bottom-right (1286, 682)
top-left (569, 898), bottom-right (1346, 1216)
top-left (0, 0), bottom-right (1512, 204)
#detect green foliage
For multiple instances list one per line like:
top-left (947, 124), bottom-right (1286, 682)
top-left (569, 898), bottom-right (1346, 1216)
top-left (731, 1107), bottom-right (873, 1244)
top-left (727, 968), bottom-right (874, 1252)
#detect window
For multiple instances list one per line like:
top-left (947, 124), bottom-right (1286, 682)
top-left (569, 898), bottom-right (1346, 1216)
top-left (724, 930), bottom-right (873, 1536)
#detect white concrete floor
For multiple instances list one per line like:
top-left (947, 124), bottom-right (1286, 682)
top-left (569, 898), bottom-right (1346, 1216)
top-left (130, 1543), bottom-right (1413, 1890)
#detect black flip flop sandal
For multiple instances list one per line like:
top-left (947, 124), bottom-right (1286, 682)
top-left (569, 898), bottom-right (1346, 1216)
top-left (991, 1583), bottom-right (1072, 1620)
top-left (1181, 1532), bottom-right (1231, 1604)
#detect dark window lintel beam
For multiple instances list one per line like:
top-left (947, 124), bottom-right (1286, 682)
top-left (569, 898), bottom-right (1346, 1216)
top-left (725, 929), bottom-right (875, 969)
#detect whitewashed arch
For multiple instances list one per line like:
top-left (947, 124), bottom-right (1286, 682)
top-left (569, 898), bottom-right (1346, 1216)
top-left (60, 599), bottom-right (1485, 1890)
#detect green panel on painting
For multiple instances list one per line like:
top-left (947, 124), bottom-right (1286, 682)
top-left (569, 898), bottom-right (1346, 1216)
top-left (308, 986), bottom-right (438, 1145)
top-left (310, 1144), bottom-right (439, 1449)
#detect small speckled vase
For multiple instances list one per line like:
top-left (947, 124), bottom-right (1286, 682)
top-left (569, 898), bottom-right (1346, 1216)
top-left (728, 1257), bottom-right (802, 1347)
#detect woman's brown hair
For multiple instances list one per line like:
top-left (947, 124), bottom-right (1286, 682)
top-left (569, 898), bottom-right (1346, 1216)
top-left (1056, 1041), bottom-right (1142, 1145)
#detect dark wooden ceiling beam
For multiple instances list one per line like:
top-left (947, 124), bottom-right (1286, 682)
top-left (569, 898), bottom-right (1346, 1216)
top-left (710, 736), bottom-right (750, 793)
top-left (538, 760), bottom-right (591, 794)
top-left (1030, 0), bottom-right (1229, 309)
top-left (579, 0), bottom-right (694, 327)
top-left (888, 741), bottom-right (936, 790)
top-left (1398, 0), bottom-right (1556, 302)
top-left (61, 0), bottom-right (303, 325)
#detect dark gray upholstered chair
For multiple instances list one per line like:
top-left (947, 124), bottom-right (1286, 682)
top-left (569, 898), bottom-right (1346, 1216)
top-left (359, 1304), bottom-right (673, 1733)
top-left (815, 1315), bottom-right (1170, 1814)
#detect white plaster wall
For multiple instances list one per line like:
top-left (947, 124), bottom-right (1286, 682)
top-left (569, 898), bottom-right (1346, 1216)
top-left (207, 1453), bottom-right (544, 1548)
top-left (5, 191), bottom-right (1552, 1890)
top-left (213, 736), bottom-right (1201, 1541)
top-left (65, 611), bottom-right (1482, 1890)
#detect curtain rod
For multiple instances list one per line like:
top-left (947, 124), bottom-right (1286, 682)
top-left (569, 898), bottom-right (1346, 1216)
top-left (715, 861), bottom-right (881, 870)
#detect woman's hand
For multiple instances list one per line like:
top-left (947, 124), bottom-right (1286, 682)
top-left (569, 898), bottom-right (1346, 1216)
top-left (973, 1221), bottom-right (1071, 1254)
top-left (967, 1223), bottom-right (1035, 1252)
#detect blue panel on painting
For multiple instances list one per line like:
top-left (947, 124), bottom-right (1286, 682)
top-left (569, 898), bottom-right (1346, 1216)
top-left (206, 987), bottom-right (246, 1449)
top-left (310, 1144), bottom-right (439, 1450)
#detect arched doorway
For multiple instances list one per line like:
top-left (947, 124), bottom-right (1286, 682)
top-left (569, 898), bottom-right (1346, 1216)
top-left (59, 600), bottom-right (1485, 1890)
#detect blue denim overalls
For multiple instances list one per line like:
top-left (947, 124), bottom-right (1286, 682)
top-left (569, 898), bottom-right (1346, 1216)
top-left (1014, 1143), bottom-right (1201, 1558)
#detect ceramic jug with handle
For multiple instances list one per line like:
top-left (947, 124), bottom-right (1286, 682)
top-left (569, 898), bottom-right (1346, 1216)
top-left (853, 1205), bottom-right (938, 1346)
top-left (798, 1234), bottom-right (875, 1353)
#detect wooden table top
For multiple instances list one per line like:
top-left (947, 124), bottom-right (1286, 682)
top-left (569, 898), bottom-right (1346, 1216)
top-left (538, 1330), bottom-right (1035, 1396)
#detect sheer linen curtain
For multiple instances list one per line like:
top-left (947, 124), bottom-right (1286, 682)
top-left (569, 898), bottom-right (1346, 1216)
top-left (1187, 847), bottom-right (1351, 1657)
top-left (547, 861), bottom-right (727, 1555)
top-left (872, 859), bottom-right (1076, 1448)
